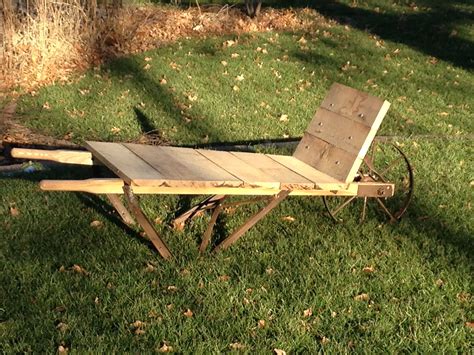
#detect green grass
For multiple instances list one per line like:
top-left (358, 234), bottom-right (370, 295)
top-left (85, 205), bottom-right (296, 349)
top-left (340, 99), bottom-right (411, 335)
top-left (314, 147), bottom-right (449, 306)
top-left (2, 0), bottom-right (474, 352)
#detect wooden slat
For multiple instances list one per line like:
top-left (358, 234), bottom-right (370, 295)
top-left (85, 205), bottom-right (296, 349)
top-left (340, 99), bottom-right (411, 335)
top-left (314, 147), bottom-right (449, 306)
top-left (229, 151), bottom-right (314, 189)
top-left (266, 154), bottom-right (350, 189)
top-left (320, 83), bottom-right (388, 127)
top-left (197, 149), bottom-right (280, 189)
top-left (39, 178), bottom-right (358, 196)
top-left (305, 108), bottom-right (370, 155)
top-left (293, 134), bottom-right (362, 183)
top-left (11, 148), bottom-right (93, 165)
top-left (85, 141), bottom-right (162, 184)
top-left (124, 144), bottom-right (243, 188)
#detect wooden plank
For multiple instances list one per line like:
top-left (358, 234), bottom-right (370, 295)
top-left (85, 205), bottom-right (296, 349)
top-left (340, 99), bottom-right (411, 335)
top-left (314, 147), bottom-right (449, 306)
top-left (266, 154), bottom-right (350, 190)
top-left (320, 83), bottom-right (388, 127)
top-left (11, 148), bottom-right (93, 165)
top-left (39, 178), bottom-right (358, 196)
top-left (229, 151), bottom-right (314, 189)
top-left (293, 134), bottom-right (362, 183)
top-left (124, 144), bottom-right (243, 188)
top-left (305, 108), bottom-right (370, 155)
top-left (85, 141), bottom-right (162, 184)
top-left (197, 149), bottom-right (280, 189)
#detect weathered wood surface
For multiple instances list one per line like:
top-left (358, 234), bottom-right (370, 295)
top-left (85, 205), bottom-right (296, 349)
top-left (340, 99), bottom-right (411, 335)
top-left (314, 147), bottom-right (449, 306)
top-left (39, 178), bottom-right (360, 196)
top-left (294, 83), bottom-right (390, 183)
top-left (11, 148), bottom-right (93, 165)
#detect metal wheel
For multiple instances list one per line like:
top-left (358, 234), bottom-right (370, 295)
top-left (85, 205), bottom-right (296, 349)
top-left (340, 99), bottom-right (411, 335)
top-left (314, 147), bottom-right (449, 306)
top-left (323, 142), bottom-right (414, 223)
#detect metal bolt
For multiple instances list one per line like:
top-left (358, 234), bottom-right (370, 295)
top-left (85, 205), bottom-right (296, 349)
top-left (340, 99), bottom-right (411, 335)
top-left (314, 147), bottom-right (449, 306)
top-left (359, 113), bottom-right (365, 118)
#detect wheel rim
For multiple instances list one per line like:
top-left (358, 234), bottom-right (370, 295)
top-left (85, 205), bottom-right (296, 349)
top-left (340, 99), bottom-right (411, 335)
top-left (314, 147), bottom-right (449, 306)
top-left (323, 142), bottom-right (414, 224)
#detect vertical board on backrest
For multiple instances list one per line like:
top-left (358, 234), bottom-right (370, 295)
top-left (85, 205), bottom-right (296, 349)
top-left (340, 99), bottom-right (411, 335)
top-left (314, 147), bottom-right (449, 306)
top-left (293, 83), bottom-right (391, 183)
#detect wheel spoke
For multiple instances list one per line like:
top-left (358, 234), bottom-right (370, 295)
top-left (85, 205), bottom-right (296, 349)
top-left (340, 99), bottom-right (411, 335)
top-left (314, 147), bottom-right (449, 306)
top-left (331, 196), bottom-right (357, 216)
top-left (380, 156), bottom-right (403, 177)
top-left (361, 197), bottom-right (367, 222)
top-left (375, 198), bottom-right (397, 222)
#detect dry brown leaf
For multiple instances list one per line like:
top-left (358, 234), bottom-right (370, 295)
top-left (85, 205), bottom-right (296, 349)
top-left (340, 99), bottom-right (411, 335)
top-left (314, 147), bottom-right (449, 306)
top-left (167, 285), bottom-right (178, 291)
top-left (229, 342), bottom-right (245, 350)
top-left (465, 321), bottom-right (474, 329)
top-left (144, 57), bottom-right (152, 62)
top-left (232, 85), bottom-right (240, 91)
top-left (58, 345), bottom-right (69, 354)
top-left (281, 215), bottom-right (295, 222)
top-left (173, 221), bottom-right (185, 231)
top-left (274, 349), bottom-right (286, 355)
top-left (231, 53), bottom-right (240, 58)
top-left (143, 63), bottom-right (151, 70)
top-left (59, 266), bottom-right (66, 273)
top-left (266, 267), bottom-right (274, 275)
top-left (435, 279), bottom-right (445, 288)
top-left (145, 263), bottom-right (156, 273)
top-left (297, 36), bottom-right (307, 44)
top-left (221, 60), bottom-right (228, 66)
top-left (90, 220), bottom-right (103, 228)
top-left (71, 264), bottom-right (89, 275)
top-left (159, 78), bottom-right (167, 85)
top-left (235, 74), bottom-right (244, 81)
top-left (362, 266), bottom-right (375, 273)
top-left (183, 309), bottom-right (193, 318)
top-left (354, 293), bottom-right (370, 301)
top-left (258, 319), bottom-right (266, 328)
top-left (321, 336), bottom-right (330, 345)
top-left (110, 126), bottom-right (121, 134)
top-left (303, 308), bottom-right (312, 317)
top-left (135, 328), bottom-right (146, 335)
top-left (218, 275), bottom-right (230, 282)
top-left (9, 206), bottom-right (20, 217)
top-left (43, 102), bottom-right (51, 110)
top-left (130, 320), bottom-right (145, 329)
top-left (158, 343), bottom-right (173, 353)
top-left (279, 114), bottom-right (289, 122)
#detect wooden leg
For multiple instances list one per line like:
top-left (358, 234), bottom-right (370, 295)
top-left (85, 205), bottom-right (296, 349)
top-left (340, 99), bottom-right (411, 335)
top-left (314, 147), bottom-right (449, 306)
top-left (106, 194), bottom-right (135, 225)
top-left (173, 194), bottom-right (225, 227)
top-left (213, 190), bottom-right (290, 253)
top-left (199, 198), bottom-right (225, 253)
top-left (123, 185), bottom-right (172, 260)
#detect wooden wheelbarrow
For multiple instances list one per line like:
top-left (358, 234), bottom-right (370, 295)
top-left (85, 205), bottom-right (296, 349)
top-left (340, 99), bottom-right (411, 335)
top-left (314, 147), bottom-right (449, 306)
top-left (11, 83), bottom-right (413, 259)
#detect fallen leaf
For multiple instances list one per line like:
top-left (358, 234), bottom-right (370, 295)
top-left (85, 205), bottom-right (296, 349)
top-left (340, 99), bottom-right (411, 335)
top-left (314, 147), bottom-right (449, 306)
top-left (279, 114), bottom-right (289, 122)
top-left (281, 215), bottom-right (295, 222)
top-left (274, 349), bottom-right (286, 355)
top-left (158, 343), bottom-right (173, 353)
top-left (187, 94), bottom-right (198, 102)
top-left (9, 206), bottom-right (19, 217)
top-left (229, 342), bottom-right (245, 350)
top-left (167, 285), bottom-right (178, 291)
top-left (221, 60), bottom-right (228, 66)
top-left (354, 293), bottom-right (370, 301)
top-left (94, 297), bottom-right (100, 304)
top-left (110, 126), bottom-right (121, 134)
top-left (218, 275), bottom-right (230, 282)
top-left (58, 345), bottom-right (69, 354)
top-left (71, 264), bottom-right (89, 275)
top-left (145, 263), bottom-right (156, 273)
top-left (90, 220), bottom-right (103, 228)
top-left (438, 112), bottom-right (449, 116)
top-left (435, 279), bottom-right (445, 288)
top-left (362, 266), bottom-right (375, 273)
top-left (173, 221), bottom-right (185, 231)
top-left (258, 319), bottom-right (266, 328)
top-left (297, 36), bottom-right (307, 44)
top-left (58, 266), bottom-right (66, 273)
top-left (321, 336), bottom-right (330, 345)
top-left (303, 308), bottom-right (312, 317)
top-left (223, 39), bottom-right (236, 47)
top-left (130, 320), bottom-right (145, 329)
top-left (266, 267), bottom-right (274, 275)
top-left (235, 74), bottom-right (245, 81)
top-left (135, 328), bottom-right (146, 335)
top-left (43, 102), bottom-right (51, 110)
top-left (231, 53), bottom-right (240, 58)
top-left (143, 63), bottom-right (151, 70)
top-left (465, 321), bottom-right (474, 329)
top-left (232, 85), bottom-right (240, 91)
top-left (159, 78), bottom-right (167, 85)
top-left (183, 309), bottom-right (193, 318)
top-left (144, 57), bottom-right (152, 62)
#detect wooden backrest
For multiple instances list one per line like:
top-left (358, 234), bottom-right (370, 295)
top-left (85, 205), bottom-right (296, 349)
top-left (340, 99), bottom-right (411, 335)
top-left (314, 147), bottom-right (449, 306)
top-left (293, 83), bottom-right (391, 183)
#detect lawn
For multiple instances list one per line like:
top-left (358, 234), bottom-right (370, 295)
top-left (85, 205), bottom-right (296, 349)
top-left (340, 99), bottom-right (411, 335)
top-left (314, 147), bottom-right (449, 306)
top-left (1, 0), bottom-right (473, 352)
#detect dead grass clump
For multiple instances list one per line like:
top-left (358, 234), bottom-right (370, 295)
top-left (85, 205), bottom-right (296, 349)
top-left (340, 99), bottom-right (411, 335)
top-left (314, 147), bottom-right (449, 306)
top-left (1, 0), bottom-right (97, 92)
top-left (0, 2), bottom-right (330, 94)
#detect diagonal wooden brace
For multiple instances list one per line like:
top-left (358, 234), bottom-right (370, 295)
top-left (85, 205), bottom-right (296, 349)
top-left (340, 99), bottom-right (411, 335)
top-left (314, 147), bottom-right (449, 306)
top-left (199, 197), bottom-right (226, 253)
top-left (173, 194), bottom-right (226, 228)
top-left (106, 194), bottom-right (135, 225)
top-left (213, 190), bottom-right (290, 252)
top-left (123, 185), bottom-right (172, 259)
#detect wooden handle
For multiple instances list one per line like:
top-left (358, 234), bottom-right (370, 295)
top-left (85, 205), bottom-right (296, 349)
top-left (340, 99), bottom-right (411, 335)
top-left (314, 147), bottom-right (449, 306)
top-left (11, 148), bottom-right (93, 165)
